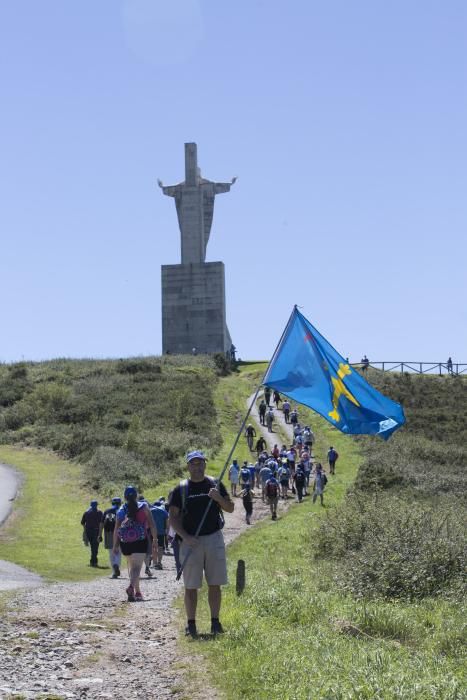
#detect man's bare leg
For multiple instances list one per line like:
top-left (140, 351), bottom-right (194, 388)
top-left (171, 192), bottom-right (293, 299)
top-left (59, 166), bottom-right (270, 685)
top-left (208, 585), bottom-right (221, 618)
top-left (185, 588), bottom-right (198, 620)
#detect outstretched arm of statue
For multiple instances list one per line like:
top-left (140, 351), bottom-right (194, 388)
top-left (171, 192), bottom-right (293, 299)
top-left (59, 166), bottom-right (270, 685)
top-left (158, 180), bottom-right (180, 197)
top-left (214, 177), bottom-right (237, 194)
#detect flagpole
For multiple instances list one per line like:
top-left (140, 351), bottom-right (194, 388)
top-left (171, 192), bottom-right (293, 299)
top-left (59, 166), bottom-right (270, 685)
top-left (175, 306), bottom-right (298, 581)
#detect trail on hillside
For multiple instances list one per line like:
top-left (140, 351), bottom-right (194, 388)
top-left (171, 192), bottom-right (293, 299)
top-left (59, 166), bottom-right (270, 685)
top-left (0, 463), bottom-right (44, 592)
top-left (0, 398), bottom-right (287, 700)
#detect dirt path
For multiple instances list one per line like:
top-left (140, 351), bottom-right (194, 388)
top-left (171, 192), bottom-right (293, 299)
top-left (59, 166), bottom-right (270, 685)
top-left (248, 391), bottom-right (294, 447)
top-left (0, 471), bottom-right (280, 700)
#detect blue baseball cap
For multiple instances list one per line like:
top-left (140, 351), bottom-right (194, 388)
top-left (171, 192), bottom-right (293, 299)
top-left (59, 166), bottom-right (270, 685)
top-left (124, 485), bottom-right (137, 499)
top-left (90, 499), bottom-right (98, 507)
top-left (186, 450), bottom-right (206, 463)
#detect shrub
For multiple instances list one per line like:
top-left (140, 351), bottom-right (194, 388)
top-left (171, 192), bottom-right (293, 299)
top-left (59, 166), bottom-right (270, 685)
top-left (313, 495), bottom-right (466, 600)
top-left (85, 446), bottom-right (148, 491)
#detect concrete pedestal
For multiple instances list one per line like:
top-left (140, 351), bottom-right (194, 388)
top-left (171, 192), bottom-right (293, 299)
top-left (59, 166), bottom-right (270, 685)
top-left (162, 261), bottom-right (231, 354)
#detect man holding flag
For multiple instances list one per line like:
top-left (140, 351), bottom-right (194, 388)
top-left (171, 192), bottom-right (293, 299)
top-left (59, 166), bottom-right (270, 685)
top-left (169, 451), bottom-right (234, 638)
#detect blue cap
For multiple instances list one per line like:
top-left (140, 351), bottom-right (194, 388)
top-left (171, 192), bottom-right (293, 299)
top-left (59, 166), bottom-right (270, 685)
top-left (124, 485), bottom-right (138, 499)
top-left (186, 450), bottom-right (206, 463)
top-left (90, 500), bottom-right (98, 507)
top-left (111, 497), bottom-right (122, 505)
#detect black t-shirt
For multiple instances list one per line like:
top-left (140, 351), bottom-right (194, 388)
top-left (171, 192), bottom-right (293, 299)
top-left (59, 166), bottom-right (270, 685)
top-left (81, 508), bottom-right (103, 529)
top-left (169, 477), bottom-right (228, 536)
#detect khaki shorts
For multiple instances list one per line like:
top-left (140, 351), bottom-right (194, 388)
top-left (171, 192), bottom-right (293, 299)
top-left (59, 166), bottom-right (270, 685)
top-left (180, 530), bottom-right (228, 589)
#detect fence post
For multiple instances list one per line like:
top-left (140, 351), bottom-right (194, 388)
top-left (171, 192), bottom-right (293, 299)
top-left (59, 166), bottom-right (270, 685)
top-left (439, 364), bottom-right (442, 376)
top-left (419, 363), bottom-right (422, 374)
top-left (382, 362), bottom-right (385, 372)
top-left (401, 363), bottom-right (404, 375)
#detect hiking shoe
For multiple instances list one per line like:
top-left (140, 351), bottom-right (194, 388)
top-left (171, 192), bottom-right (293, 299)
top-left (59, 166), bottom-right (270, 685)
top-left (135, 591), bottom-right (144, 602)
top-left (115, 566), bottom-right (121, 577)
top-left (126, 585), bottom-right (135, 602)
top-left (145, 567), bottom-right (153, 577)
top-left (211, 620), bottom-right (225, 635)
top-left (154, 562), bottom-right (163, 570)
top-left (185, 622), bottom-right (198, 639)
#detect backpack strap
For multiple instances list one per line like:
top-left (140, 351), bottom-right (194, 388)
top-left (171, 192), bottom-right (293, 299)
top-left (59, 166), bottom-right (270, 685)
top-left (180, 479), bottom-right (189, 514)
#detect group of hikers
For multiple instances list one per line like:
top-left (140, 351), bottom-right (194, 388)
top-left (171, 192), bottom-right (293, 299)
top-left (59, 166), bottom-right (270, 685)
top-left (80, 391), bottom-right (340, 637)
top-left (230, 440), bottom-right (338, 522)
top-left (81, 450), bottom-right (233, 637)
top-left (253, 389), bottom-right (303, 434)
top-left (81, 491), bottom-right (172, 590)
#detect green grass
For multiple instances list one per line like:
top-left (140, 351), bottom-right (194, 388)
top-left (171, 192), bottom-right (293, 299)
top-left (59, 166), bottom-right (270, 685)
top-left (180, 370), bottom-right (466, 699)
top-left (0, 445), bottom-right (179, 581)
top-left (0, 446), bottom-right (103, 581)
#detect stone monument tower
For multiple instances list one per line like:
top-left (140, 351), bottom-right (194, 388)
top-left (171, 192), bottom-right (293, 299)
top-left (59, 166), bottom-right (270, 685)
top-left (159, 143), bottom-right (236, 354)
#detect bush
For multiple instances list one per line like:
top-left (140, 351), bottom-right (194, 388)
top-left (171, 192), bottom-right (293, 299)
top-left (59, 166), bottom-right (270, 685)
top-left (85, 447), bottom-right (148, 492)
top-left (313, 495), bottom-right (466, 600)
top-left (213, 353), bottom-right (232, 376)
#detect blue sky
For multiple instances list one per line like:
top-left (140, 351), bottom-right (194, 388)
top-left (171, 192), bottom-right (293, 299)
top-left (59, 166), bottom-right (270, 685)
top-left (1, 0), bottom-right (466, 363)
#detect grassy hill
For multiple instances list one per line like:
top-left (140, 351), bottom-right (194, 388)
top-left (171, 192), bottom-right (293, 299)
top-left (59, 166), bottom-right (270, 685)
top-left (0, 355), bottom-right (225, 495)
top-left (191, 368), bottom-right (466, 699)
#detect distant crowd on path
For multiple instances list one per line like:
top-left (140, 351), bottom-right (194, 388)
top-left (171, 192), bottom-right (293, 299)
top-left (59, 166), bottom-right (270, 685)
top-left (231, 390), bottom-right (340, 523)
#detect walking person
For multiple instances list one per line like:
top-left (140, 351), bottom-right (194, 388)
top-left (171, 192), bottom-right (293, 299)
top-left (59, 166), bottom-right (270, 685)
top-left (301, 450), bottom-right (311, 492)
top-left (255, 436), bottom-right (267, 457)
top-left (239, 484), bottom-right (254, 525)
top-left (273, 390), bottom-right (281, 410)
top-left (258, 399), bottom-right (267, 425)
top-left (248, 462), bottom-right (256, 491)
top-left (312, 464), bottom-right (328, 507)
top-left (303, 426), bottom-right (314, 453)
top-left (265, 475), bottom-right (279, 520)
top-left (264, 387), bottom-right (272, 407)
top-left (259, 461), bottom-right (273, 502)
top-left (293, 465), bottom-right (306, 503)
top-left (277, 460), bottom-right (290, 499)
top-left (240, 461), bottom-right (252, 490)
top-left (266, 407), bottom-right (274, 432)
top-left (150, 499), bottom-right (169, 570)
top-left (169, 451), bottom-right (234, 638)
top-left (245, 424), bottom-right (256, 450)
top-left (81, 500), bottom-right (103, 568)
top-left (102, 497), bottom-right (122, 578)
top-left (228, 459), bottom-right (240, 497)
top-left (282, 399), bottom-right (291, 423)
top-left (290, 408), bottom-right (299, 427)
top-left (113, 486), bottom-right (158, 602)
top-left (327, 446), bottom-right (339, 475)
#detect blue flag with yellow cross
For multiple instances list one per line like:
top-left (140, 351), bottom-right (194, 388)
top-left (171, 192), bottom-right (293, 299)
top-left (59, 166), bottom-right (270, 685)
top-left (263, 307), bottom-right (405, 440)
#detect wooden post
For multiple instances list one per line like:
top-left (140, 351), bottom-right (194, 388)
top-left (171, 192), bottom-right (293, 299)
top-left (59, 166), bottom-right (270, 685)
top-left (236, 559), bottom-right (246, 595)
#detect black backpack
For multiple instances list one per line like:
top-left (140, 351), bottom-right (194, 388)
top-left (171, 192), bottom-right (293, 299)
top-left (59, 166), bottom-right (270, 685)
top-left (103, 510), bottom-right (117, 532)
top-left (295, 470), bottom-right (305, 485)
